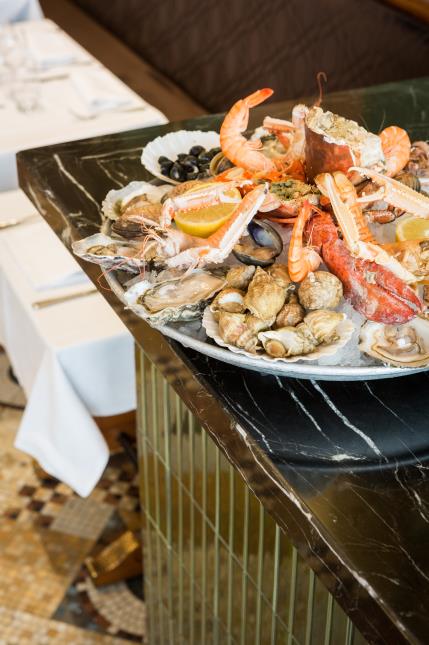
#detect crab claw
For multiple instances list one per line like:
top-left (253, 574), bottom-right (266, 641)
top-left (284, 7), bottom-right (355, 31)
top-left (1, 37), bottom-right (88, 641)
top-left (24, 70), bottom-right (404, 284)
top-left (308, 212), bottom-right (423, 324)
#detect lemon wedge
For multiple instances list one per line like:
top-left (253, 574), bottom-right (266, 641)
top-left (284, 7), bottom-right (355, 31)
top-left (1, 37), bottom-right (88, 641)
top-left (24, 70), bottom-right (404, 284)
top-left (174, 184), bottom-right (241, 238)
top-left (396, 215), bottom-right (429, 242)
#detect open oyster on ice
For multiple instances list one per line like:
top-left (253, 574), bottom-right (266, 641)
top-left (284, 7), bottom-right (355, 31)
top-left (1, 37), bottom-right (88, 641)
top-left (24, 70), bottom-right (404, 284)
top-left (359, 318), bottom-right (429, 367)
top-left (125, 271), bottom-right (225, 325)
top-left (102, 181), bottom-right (171, 221)
top-left (72, 234), bottom-right (154, 273)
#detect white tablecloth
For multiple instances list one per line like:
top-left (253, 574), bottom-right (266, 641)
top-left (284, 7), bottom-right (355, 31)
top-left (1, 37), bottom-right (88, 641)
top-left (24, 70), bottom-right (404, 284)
top-left (0, 0), bottom-right (42, 23)
top-left (0, 190), bottom-right (136, 496)
top-left (0, 19), bottom-right (168, 190)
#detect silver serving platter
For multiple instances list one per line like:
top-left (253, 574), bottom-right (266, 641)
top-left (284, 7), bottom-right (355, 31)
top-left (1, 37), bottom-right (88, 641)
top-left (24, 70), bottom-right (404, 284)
top-left (105, 271), bottom-right (428, 381)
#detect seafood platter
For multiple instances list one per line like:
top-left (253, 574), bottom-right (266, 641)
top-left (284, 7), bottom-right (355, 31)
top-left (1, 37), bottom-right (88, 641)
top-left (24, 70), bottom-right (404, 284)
top-left (73, 88), bottom-right (429, 380)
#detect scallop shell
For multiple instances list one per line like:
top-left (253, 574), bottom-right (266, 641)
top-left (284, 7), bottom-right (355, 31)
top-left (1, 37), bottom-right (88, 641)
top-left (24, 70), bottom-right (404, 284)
top-left (141, 130), bottom-right (220, 185)
top-left (102, 181), bottom-right (171, 221)
top-left (359, 318), bottom-right (429, 367)
top-left (125, 271), bottom-right (225, 325)
top-left (72, 234), bottom-right (147, 273)
top-left (202, 308), bottom-right (354, 363)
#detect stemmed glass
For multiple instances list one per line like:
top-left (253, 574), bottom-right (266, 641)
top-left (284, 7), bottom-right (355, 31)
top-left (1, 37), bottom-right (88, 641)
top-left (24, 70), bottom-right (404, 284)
top-left (0, 24), bottom-right (41, 112)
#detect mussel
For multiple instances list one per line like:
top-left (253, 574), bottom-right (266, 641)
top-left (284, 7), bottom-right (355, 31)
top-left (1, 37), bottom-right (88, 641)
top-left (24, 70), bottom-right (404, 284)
top-left (233, 220), bottom-right (283, 267)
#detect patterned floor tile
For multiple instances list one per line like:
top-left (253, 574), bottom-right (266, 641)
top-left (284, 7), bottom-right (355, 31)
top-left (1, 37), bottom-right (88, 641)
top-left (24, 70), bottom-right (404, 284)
top-left (0, 521), bottom-right (93, 617)
top-left (0, 606), bottom-right (135, 645)
top-left (51, 498), bottom-right (114, 540)
top-left (0, 351), bottom-right (145, 642)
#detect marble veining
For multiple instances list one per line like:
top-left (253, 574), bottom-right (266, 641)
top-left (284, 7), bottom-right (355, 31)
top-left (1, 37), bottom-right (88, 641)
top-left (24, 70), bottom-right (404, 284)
top-left (17, 77), bottom-right (429, 645)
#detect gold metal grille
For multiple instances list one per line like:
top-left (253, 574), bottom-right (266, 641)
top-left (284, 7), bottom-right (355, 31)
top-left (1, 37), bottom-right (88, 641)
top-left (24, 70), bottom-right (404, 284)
top-left (136, 348), bottom-right (368, 645)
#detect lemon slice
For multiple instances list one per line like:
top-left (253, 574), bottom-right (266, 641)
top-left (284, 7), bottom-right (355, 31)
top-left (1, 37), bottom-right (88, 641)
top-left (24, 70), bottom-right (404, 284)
top-left (174, 185), bottom-right (241, 238)
top-left (396, 215), bottom-right (429, 242)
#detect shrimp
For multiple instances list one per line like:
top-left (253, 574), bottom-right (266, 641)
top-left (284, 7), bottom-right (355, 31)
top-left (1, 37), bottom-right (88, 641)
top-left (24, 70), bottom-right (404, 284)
top-left (288, 201), bottom-right (321, 282)
top-left (220, 89), bottom-right (276, 174)
top-left (380, 126), bottom-right (411, 177)
top-left (263, 104), bottom-right (308, 163)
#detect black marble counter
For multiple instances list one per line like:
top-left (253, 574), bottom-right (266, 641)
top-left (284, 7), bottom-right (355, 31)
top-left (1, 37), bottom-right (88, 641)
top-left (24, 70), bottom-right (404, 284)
top-left (17, 78), bottom-right (429, 645)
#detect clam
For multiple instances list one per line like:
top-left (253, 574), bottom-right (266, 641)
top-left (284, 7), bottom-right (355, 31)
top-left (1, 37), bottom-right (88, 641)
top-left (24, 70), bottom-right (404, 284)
top-left (209, 151), bottom-right (234, 176)
top-left (102, 182), bottom-right (171, 221)
top-left (244, 267), bottom-right (287, 319)
top-left (233, 220), bottom-right (283, 267)
top-left (210, 287), bottom-right (246, 317)
top-left (125, 271), bottom-right (225, 325)
top-left (359, 318), bottom-right (429, 367)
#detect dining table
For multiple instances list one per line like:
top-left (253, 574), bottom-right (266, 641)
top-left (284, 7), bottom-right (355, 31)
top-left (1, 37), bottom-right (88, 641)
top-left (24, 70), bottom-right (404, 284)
top-left (0, 17), bottom-right (167, 496)
top-left (17, 76), bottom-right (429, 644)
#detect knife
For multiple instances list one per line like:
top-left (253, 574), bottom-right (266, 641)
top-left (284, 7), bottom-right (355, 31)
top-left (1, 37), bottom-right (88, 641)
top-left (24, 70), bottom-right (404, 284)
top-left (32, 287), bottom-right (97, 309)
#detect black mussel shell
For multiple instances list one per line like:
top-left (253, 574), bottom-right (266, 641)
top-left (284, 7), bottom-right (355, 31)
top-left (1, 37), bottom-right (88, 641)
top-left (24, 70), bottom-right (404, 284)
top-left (160, 160), bottom-right (173, 176)
top-left (197, 150), bottom-right (213, 164)
top-left (189, 145), bottom-right (205, 157)
top-left (186, 168), bottom-right (199, 180)
top-left (395, 171), bottom-right (421, 192)
top-left (232, 220), bottom-right (283, 267)
top-left (158, 155), bottom-right (171, 164)
top-left (177, 153), bottom-right (188, 162)
top-left (170, 162), bottom-right (187, 182)
top-left (182, 159), bottom-right (199, 174)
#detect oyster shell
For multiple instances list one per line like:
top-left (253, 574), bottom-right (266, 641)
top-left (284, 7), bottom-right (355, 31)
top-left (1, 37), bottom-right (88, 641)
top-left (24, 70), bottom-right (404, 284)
top-left (102, 182), bottom-right (171, 221)
top-left (72, 234), bottom-right (150, 273)
top-left (359, 318), bottom-right (429, 367)
top-left (226, 265), bottom-right (255, 290)
top-left (298, 271), bottom-right (343, 310)
top-left (210, 288), bottom-right (246, 318)
top-left (244, 267), bottom-right (287, 319)
top-left (125, 271), bottom-right (225, 325)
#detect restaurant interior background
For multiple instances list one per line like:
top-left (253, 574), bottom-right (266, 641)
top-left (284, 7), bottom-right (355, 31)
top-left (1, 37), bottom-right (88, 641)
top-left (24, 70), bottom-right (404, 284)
top-left (1, 0), bottom-right (429, 643)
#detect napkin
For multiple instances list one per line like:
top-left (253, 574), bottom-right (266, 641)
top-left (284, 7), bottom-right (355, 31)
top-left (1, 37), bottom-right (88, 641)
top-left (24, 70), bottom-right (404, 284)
top-left (70, 68), bottom-right (133, 115)
top-left (5, 220), bottom-right (89, 291)
top-left (26, 26), bottom-right (88, 68)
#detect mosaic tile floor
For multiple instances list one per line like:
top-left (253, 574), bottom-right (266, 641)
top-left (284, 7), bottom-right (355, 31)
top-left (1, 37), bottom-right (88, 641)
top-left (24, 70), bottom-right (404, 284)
top-left (0, 349), bottom-right (145, 644)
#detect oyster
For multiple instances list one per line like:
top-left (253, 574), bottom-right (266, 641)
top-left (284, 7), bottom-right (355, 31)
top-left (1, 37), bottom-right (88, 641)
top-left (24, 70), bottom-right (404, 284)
top-left (72, 234), bottom-right (150, 273)
top-left (275, 294), bottom-right (305, 328)
top-left (259, 310), bottom-right (347, 358)
top-left (226, 264), bottom-right (256, 290)
top-left (233, 220), bottom-right (282, 267)
top-left (125, 271), bottom-right (225, 325)
top-left (359, 318), bottom-right (429, 367)
top-left (102, 182), bottom-right (171, 221)
top-left (244, 267), bottom-right (287, 319)
top-left (298, 271), bottom-right (343, 310)
top-left (210, 287), bottom-right (246, 318)
top-left (218, 312), bottom-right (259, 353)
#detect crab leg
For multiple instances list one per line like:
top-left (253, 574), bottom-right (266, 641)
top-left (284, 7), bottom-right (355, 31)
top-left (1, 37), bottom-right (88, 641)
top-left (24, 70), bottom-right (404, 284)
top-left (352, 166), bottom-right (429, 218)
top-left (160, 181), bottom-right (242, 228)
top-left (316, 172), bottom-right (417, 283)
top-left (165, 184), bottom-right (268, 269)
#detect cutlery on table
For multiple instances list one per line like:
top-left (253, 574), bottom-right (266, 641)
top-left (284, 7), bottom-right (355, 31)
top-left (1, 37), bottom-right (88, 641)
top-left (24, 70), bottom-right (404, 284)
top-left (32, 287), bottom-right (97, 310)
top-left (0, 214), bottom-right (39, 230)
